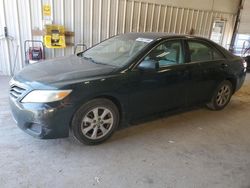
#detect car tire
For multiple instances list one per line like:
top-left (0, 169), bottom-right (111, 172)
top-left (71, 98), bottom-right (119, 145)
top-left (206, 80), bottom-right (233, 111)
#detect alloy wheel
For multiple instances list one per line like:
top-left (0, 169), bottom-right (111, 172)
top-left (81, 107), bottom-right (114, 140)
top-left (216, 84), bottom-right (231, 107)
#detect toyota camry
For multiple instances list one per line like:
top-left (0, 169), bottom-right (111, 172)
top-left (9, 33), bottom-right (247, 145)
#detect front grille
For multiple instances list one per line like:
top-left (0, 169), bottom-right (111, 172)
top-left (10, 85), bottom-right (26, 99)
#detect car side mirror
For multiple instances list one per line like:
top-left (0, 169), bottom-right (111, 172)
top-left (138, 60), bottom-right (159, 71)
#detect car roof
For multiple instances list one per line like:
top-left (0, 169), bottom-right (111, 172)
top-left (120, 32), bottom-right (215, 43)
top-left (120, 32), bottom-right (235, 59)
top-left (121, 32), bottom-right (192, 40)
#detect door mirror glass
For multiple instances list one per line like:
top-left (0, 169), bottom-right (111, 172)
top-left (138, 60), bottom-right (159, 71)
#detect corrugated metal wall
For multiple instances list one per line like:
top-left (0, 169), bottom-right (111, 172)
top-left (0, 0), bottom-right (236, 75)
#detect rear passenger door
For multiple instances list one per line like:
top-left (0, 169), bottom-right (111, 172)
top-left (185, 39), bottom-right (228, 105)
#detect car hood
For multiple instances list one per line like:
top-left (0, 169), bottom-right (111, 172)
top-left (14, 55), bottom-right (117, 85)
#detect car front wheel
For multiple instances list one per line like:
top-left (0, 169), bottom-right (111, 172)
top-left (206, 80), bottom-right (233, 110)
top-left (71, 98), bottom-right (119, 145)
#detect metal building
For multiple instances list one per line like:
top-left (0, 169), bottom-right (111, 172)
top-left (0, 0), bottom-right (237, 75)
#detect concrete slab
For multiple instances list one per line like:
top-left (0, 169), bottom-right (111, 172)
top-left (0, 74), bottom-right (250, 188)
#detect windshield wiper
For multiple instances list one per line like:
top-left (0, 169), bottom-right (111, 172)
top-left (83, 56), bottom-right (116, 67)
top-left (83, 56), bottom-right (96, 63)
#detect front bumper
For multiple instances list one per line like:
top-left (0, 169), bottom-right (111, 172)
top-left (9, 97), bottom-right (74, 139)
top-left (247, 65), bottom-right (250, 71)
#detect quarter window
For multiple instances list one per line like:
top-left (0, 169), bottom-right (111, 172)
top-left (188, 41), bottom-right (224, 62)
top-left (144, 40), bottom-right (184, 67)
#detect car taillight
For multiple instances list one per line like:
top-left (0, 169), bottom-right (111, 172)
top-left (242, 59), bottom-right (247, 68)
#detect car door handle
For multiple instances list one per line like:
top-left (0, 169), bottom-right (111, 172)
top-left (221, 63), bottom-right (228, 68)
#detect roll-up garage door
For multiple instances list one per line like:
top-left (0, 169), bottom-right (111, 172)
top-left (238, 0), bottom-right (250, 34)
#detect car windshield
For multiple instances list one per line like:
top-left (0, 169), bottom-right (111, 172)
top-left (81, 35), bottom-right (153, 67)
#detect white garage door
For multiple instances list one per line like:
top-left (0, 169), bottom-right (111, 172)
top-left (238, 0), bottom-right (250, 34)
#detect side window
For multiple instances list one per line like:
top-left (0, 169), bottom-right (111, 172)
top-left (213, 49), bottom-right (225, 60)
top-left (188, 41), bottom-right (224, 62)
top-left (144, 40), bottom-right (184, 68)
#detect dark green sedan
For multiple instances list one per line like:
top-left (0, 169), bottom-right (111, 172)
top-left (9, 33), bottom-right (247, 145)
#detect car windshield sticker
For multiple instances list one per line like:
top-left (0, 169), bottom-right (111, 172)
top-left (136, 38), bottom-right (153, 43)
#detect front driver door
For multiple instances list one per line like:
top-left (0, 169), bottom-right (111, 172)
top-left (129, 39), bottom-right (189, 119)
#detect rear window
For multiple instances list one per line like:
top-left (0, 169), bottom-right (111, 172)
top-left (188, 41), bottom-right (225, 62)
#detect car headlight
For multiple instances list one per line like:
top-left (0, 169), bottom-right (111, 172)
top-left (21, 90), bottom-right (72, 103)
